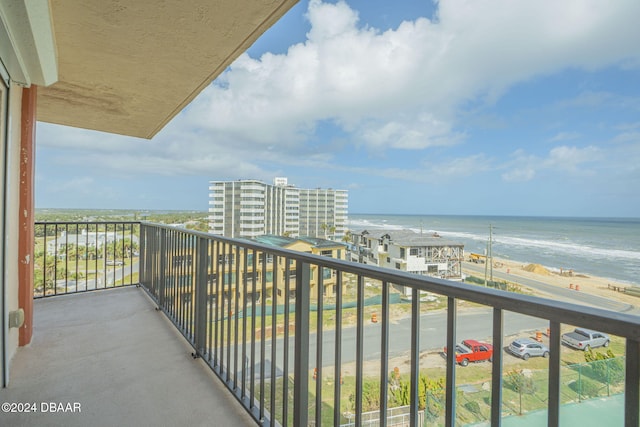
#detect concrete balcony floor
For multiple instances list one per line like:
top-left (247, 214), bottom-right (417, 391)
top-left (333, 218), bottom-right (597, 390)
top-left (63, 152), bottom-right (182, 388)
top-left (0, 287), bottom-right (255, 426)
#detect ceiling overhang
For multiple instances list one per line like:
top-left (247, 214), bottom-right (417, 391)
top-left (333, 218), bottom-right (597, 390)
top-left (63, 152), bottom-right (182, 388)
top-left (0, 0), bottom-right (58, 87)
top-left (36, 0), bottom-right (298, 139)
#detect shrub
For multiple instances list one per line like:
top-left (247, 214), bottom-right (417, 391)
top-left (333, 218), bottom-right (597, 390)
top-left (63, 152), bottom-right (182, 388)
top-left (583, 350), bottom-right (624, 385)
top-left (464, 400), bottom-right (481, 416)
top-left (570, 377), bottom-right (602, 399)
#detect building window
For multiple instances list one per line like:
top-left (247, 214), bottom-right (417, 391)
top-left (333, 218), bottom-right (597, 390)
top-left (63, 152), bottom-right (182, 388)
top-left (400, 248), bottom-right (406, 258)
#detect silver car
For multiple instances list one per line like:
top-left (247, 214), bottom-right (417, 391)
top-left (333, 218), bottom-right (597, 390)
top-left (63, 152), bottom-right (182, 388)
top-left (508, 338), bottom-right (550, 360)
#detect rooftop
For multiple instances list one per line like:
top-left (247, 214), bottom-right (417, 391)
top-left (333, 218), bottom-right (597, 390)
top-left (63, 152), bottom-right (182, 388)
top-left (356, 229), bottom-right (464, 247)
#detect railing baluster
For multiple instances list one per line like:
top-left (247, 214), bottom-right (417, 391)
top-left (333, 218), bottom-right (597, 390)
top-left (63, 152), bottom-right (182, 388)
top-left (207, 240), bottom-right (214, 363)
top-left (380, 280), bottom-right (389, 427)
top-left (241, 247), bottom-right (248, 400)
top-left (260, 251), bottom-right (267, 421)
top-left (270, 254), bottom-right (278, 426)
top-left (250, 249), bottom-right (257, 410)
top-left (491, 308), bottom-right (503, 427)
top-left (315, 266), bottom-right (324, 427)
top-left (234, 244), bottom-right (240, 389)
top-left (293, 261), bottom-right (311, 427)
top-left (158, 228), bottom-right (166, 310)
top-left (355, 275), bottom-right (364, 427)
top-left (333, 271), bottom-right (343, 427)
top-left (213, 241), bottom-right (224, 372)
top-left (226, 243), bottom-right (233, 383)
top-left (195, 237), bottom-right (208, 357)
top-left (410, 288), bottom-right (420, 427)
top-left (626, 338), bottom-right (640, 427)
top-left (283, 259), bottom-right (291, 427)
top-left (53, 223), bottom-right (58, 295)
top-left (445, 296), bottom-right (457, 427)
top-left (548, 321), bottom-right (561, 427)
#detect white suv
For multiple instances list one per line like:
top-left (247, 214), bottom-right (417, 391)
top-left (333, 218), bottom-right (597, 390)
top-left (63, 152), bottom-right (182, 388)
top-left (508, 338), bottom-right (550, 360)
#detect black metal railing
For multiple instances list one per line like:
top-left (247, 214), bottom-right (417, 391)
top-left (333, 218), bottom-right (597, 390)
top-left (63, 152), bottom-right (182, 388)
top-left (34, 221), bottom-right (640, 426)
top-left (34, 221), bottom-right (139, 298)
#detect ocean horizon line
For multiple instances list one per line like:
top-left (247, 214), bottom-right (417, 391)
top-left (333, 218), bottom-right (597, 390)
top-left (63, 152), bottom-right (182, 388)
top-left (350, 213), bottom-right (640, 221)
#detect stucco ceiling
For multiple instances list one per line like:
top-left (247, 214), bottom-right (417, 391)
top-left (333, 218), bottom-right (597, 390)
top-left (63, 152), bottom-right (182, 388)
top-left (37, 0), bottom-right (297, 139)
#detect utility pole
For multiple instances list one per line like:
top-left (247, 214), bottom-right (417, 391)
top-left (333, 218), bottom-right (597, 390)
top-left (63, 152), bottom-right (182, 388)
top-left (484, 224), bottom-right (493, 286)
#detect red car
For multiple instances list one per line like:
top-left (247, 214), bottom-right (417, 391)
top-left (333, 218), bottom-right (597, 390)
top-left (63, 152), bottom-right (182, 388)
top-left (444, 339), bottom-right (493, 366)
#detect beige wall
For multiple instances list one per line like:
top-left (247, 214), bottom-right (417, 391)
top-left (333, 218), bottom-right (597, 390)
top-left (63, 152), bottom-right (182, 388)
top-left (5, 82), bottom-right (23, 382)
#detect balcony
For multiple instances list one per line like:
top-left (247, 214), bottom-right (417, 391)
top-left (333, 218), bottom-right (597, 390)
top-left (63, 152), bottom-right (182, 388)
top-left (14, 221), bottom-right (640, 426)
top-left (2, 287), bottom-right (255, 426)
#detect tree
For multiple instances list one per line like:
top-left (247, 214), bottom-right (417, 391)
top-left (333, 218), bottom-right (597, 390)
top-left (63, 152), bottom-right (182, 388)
top-left (505, 369), bottom-right (536, 415)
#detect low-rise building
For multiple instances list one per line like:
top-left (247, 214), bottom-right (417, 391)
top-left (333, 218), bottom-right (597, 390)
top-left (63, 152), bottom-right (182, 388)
top-left (251, 235), bottom-right (347, 299)
top-left (350, 229), bottom-right (464, 294)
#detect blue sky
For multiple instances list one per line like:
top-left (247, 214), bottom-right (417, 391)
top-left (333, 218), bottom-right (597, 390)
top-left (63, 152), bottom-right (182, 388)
top-left (36, 0), bottom-right (640, 217)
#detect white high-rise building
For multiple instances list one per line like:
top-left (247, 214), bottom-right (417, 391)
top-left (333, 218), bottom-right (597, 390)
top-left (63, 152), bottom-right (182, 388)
top-left (208, 178), bottom-right (348, 239)
top-left (298, 188), bottom-right (348, 239)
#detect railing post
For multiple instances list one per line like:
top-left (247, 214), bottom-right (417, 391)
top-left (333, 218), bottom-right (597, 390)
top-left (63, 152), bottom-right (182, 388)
top-left (409, 287), bottom-right (420, 427)
top-left (194, 236), bottom-right (208, 357)
top-left (158, 228), bottom-right (167, 308)
top-left (547, 321), bottom-right (561, 427)
top-left (445, 297), bottom-right (457, 426)
top-left (293, 261), bottom-right (310, 427)
top-left (491, 308), bottom-right (503, 427)
top-left (355, 275), bottom-right (365, 427)
top-left (625, 339), bottom-right (640, 427)
top-left (139, 224), bottom-right (146, 286)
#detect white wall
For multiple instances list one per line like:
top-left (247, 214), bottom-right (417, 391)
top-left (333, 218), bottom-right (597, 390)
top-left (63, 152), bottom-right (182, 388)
top-left (4, 82), bottom-right (22, 384)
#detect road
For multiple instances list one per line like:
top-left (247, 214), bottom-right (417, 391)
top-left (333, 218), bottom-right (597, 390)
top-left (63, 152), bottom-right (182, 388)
top-left (243, 265), bottom-right (639, 378)
top-left (54, 261), bottom-right (139, 292)
top-left (246, 307), bottom-right (547, 378)
top-left (462, 262), bottom-right (637, 314)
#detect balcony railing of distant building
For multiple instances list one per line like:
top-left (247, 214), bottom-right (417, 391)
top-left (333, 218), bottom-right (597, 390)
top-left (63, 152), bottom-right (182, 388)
top-left (33, 221), bottom-right (640, 426)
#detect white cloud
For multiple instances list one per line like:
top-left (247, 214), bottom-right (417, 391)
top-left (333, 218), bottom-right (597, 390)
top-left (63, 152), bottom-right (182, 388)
top-left (423, 154), bottom-right (493, 177)
top-left (502, 167), bottom-right (536, 182)
top-left (543, 145), bottom-right (600, 173)
top-left (550, 132), bottom-right (580, 142)
top-left (502, 145), bottom-right (600, 182)
top-left (37, 0), bottom-right (640, 188)
top-left (185, 0), bottom-right (640, 154)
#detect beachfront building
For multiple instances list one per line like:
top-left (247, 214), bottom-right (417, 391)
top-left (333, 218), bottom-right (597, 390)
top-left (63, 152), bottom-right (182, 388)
top-left (208, 179), bottom-right (298, 238)
top-left (298, 188), bottom-right (349, 240)
top-left (208, 178), bottom-right (348, 240)
top-left (350, 229), bottom-right (464, 294)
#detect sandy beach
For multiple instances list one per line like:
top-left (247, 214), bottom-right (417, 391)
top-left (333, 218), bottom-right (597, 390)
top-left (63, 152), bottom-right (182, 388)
top-left (464, 257), bottom-right (640, 308)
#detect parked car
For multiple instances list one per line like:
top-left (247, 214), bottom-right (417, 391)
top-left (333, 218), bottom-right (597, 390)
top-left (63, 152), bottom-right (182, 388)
top-left (561, 328), bottom-right (610, 351)
top-left (508, 338), bottom-right (549, 360)
top-left (106, 260), bottom-right (124, 266)
top-left (444, 339), bottom-right (493, 366)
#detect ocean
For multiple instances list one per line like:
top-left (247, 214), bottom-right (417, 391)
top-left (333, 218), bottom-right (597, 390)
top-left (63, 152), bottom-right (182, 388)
top-left (348, 214), bottom-right (640, 286)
